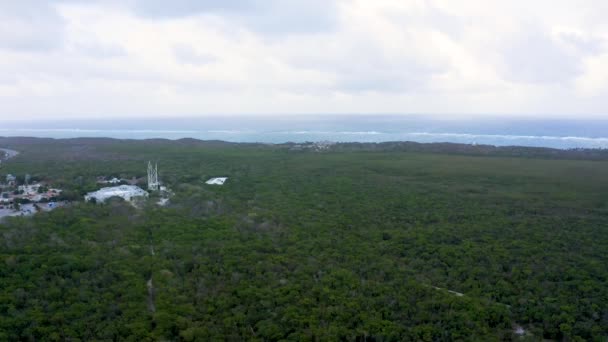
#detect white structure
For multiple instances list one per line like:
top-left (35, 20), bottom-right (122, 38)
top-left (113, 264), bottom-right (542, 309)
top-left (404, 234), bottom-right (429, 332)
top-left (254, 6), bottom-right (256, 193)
top-left (206, 177), bottom-right (228, 185)
top-left (6, 174), bottom-right (16, 184)
top-left (147, 161), bottom-right (159, 191)
top-left (85, 185), bottom-right (148, 203)
top-left (18, 184), bottom-right (41, 195)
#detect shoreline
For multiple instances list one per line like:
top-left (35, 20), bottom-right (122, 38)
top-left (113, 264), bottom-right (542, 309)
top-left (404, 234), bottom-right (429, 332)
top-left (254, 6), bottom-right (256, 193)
top-left (1, 136), bottom-right (607, 161)
top-left (0, 134), bottom-right (607, 151)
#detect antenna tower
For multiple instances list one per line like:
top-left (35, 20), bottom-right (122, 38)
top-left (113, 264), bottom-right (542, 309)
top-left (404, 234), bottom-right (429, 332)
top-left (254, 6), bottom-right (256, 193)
top-left (147, 161), bottom-right (159, 191)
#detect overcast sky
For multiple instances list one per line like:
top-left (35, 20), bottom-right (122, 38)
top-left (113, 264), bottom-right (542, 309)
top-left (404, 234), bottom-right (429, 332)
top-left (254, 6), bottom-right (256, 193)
top-left (1, 0), bottom-right (608, 120)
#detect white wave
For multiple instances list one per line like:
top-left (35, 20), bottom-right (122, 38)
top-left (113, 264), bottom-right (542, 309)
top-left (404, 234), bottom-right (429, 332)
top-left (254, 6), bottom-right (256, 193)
top-left (274, 130), bottom-right (331, 134)
top-left (0, 128), bottom-right (199, 134)
top-left (402, 132), bottom-right (608, 143)
top-left (2, 127), bottom-right (607, 148)
top-left (337, 131), bottom-right (382, 135)
top-left (270, 130), bottom-right (608, 143)
top-left (206, 130), bottom-right (245, 134)
top-left (274, 130), bottom-right (381, 135)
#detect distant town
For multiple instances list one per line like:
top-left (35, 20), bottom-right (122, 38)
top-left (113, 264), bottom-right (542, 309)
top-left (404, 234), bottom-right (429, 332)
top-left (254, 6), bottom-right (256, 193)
top-left (0, 154), bottom-right (226, 221)
top-left (0, 148), bottom-right (66, 219)
top-left (0, 172), bottom-right (65, 219)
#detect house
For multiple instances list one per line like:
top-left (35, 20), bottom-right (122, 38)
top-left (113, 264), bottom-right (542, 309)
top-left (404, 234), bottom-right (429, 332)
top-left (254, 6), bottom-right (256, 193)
top-left (18, 184), bottom-right (41, 196)
top-left (6, 174), bottom-right (16, 186)
top-left (97, 177), bottom-right (122, 184)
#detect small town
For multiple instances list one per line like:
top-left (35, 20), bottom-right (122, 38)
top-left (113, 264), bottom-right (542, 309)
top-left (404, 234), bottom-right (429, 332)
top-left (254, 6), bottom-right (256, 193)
top-left (0, 159), bottom-right (198, 220)
top-left (1, 148), bottom-right (65, 219)
top-left (0, 173), bottom-right (65, 219)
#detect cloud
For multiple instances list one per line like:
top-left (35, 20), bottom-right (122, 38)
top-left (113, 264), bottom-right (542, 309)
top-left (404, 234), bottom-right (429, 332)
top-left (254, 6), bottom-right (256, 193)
top-left (72, 41), bottom-right (127, 59)
top-left (286, 39), bottom-right (445, 94)
top-left (131, 0), bottom-right (260, 18)
top-left (0, 1), bottom-right (66, 52)
top-left (172, 44), bottom-right (216, 66)
top-left (558, 31), bottom-right (605, 55)
top-left (500, 27), bottom-right (582, 84)
top-left (0, 0), bottom-right (607, 119)
top-left (130, 0), bottom-right (337, 35)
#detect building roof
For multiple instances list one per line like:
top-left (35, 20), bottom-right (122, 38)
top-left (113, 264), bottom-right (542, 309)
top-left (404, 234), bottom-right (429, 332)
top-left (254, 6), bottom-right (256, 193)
top-left (85, 185), bottom-right (148, 203)
top-left (206, 177), bottom-right (228, 185)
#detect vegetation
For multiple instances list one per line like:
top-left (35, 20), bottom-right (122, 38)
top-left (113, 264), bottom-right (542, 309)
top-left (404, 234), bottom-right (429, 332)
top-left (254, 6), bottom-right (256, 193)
top-left (1, 137), bottom-right (607, 340)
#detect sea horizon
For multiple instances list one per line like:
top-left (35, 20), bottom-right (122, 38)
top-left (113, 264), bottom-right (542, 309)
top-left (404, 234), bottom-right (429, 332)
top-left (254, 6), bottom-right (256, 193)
top-left (2, 115), bottom-right (608, 149)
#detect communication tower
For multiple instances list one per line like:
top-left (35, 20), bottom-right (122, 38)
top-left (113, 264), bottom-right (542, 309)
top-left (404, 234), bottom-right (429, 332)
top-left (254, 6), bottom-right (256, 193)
top-left (147, 161), bottom-right (159, 191)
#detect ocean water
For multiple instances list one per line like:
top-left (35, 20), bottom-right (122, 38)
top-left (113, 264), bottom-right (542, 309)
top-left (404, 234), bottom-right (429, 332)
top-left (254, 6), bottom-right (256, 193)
top-left (1, 116), bottom-right (607, 149)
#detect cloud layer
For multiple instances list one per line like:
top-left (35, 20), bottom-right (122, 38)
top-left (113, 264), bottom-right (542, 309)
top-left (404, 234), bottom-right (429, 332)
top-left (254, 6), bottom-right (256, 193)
top-left (0, 0), bottom-right (607, 119)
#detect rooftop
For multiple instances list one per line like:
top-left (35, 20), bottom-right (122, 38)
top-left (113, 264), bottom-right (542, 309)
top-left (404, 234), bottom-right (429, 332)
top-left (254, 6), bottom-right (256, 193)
top-left (85, 185), bottom-right (148, 203)
top-left (206, 177), bottom-right (228, 185)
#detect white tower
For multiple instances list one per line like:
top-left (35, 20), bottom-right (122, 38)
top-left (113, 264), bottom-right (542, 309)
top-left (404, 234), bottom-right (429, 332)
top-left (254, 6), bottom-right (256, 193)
top-left (147, 161), bottom-right (159, 191)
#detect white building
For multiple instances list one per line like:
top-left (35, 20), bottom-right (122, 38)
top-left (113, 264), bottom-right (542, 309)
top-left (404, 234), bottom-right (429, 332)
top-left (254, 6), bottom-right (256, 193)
top-left (85, 185), bottom-right (148, 203)
top-left (205, 177), bottom-right (228, 185)
top-left (6, 174), bottom-right (16, 185)
top-left (18, 184), bottom-right (41, 195)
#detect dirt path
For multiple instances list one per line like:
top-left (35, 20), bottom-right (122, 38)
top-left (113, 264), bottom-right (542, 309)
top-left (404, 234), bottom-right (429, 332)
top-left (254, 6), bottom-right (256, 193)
top-left (147, 277), bottom-right (156, 313)
top-left (428, 284), bottom-right (527, 336)
top-left (430, 285), bottom-right (464, 297)
top-left (146, 231), bottom-right (156, 313)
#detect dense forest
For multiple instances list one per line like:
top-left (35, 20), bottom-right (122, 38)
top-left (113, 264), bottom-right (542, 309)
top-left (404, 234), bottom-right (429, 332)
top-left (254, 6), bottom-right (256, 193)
top-left (0, 137), bottom-right (607, 341)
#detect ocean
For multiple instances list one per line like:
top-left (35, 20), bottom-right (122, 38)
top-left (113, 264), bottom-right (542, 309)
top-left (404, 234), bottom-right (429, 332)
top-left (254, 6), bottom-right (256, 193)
top-left (1, 116), bottom-right (607, 149)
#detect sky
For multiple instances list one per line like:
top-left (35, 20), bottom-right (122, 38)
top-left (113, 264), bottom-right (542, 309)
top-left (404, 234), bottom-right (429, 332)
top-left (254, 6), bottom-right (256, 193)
top-left (1, 0), bottom-right (608, 120)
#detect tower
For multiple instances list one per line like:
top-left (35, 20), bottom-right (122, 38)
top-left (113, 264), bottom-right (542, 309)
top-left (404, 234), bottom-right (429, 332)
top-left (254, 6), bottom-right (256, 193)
top-left (147, 161), bottom-right (159, 191)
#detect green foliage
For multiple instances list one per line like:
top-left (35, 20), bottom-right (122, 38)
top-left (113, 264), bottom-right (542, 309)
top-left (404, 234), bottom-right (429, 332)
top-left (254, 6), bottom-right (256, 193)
top-left (1, 138), bottom-right (607, 340)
